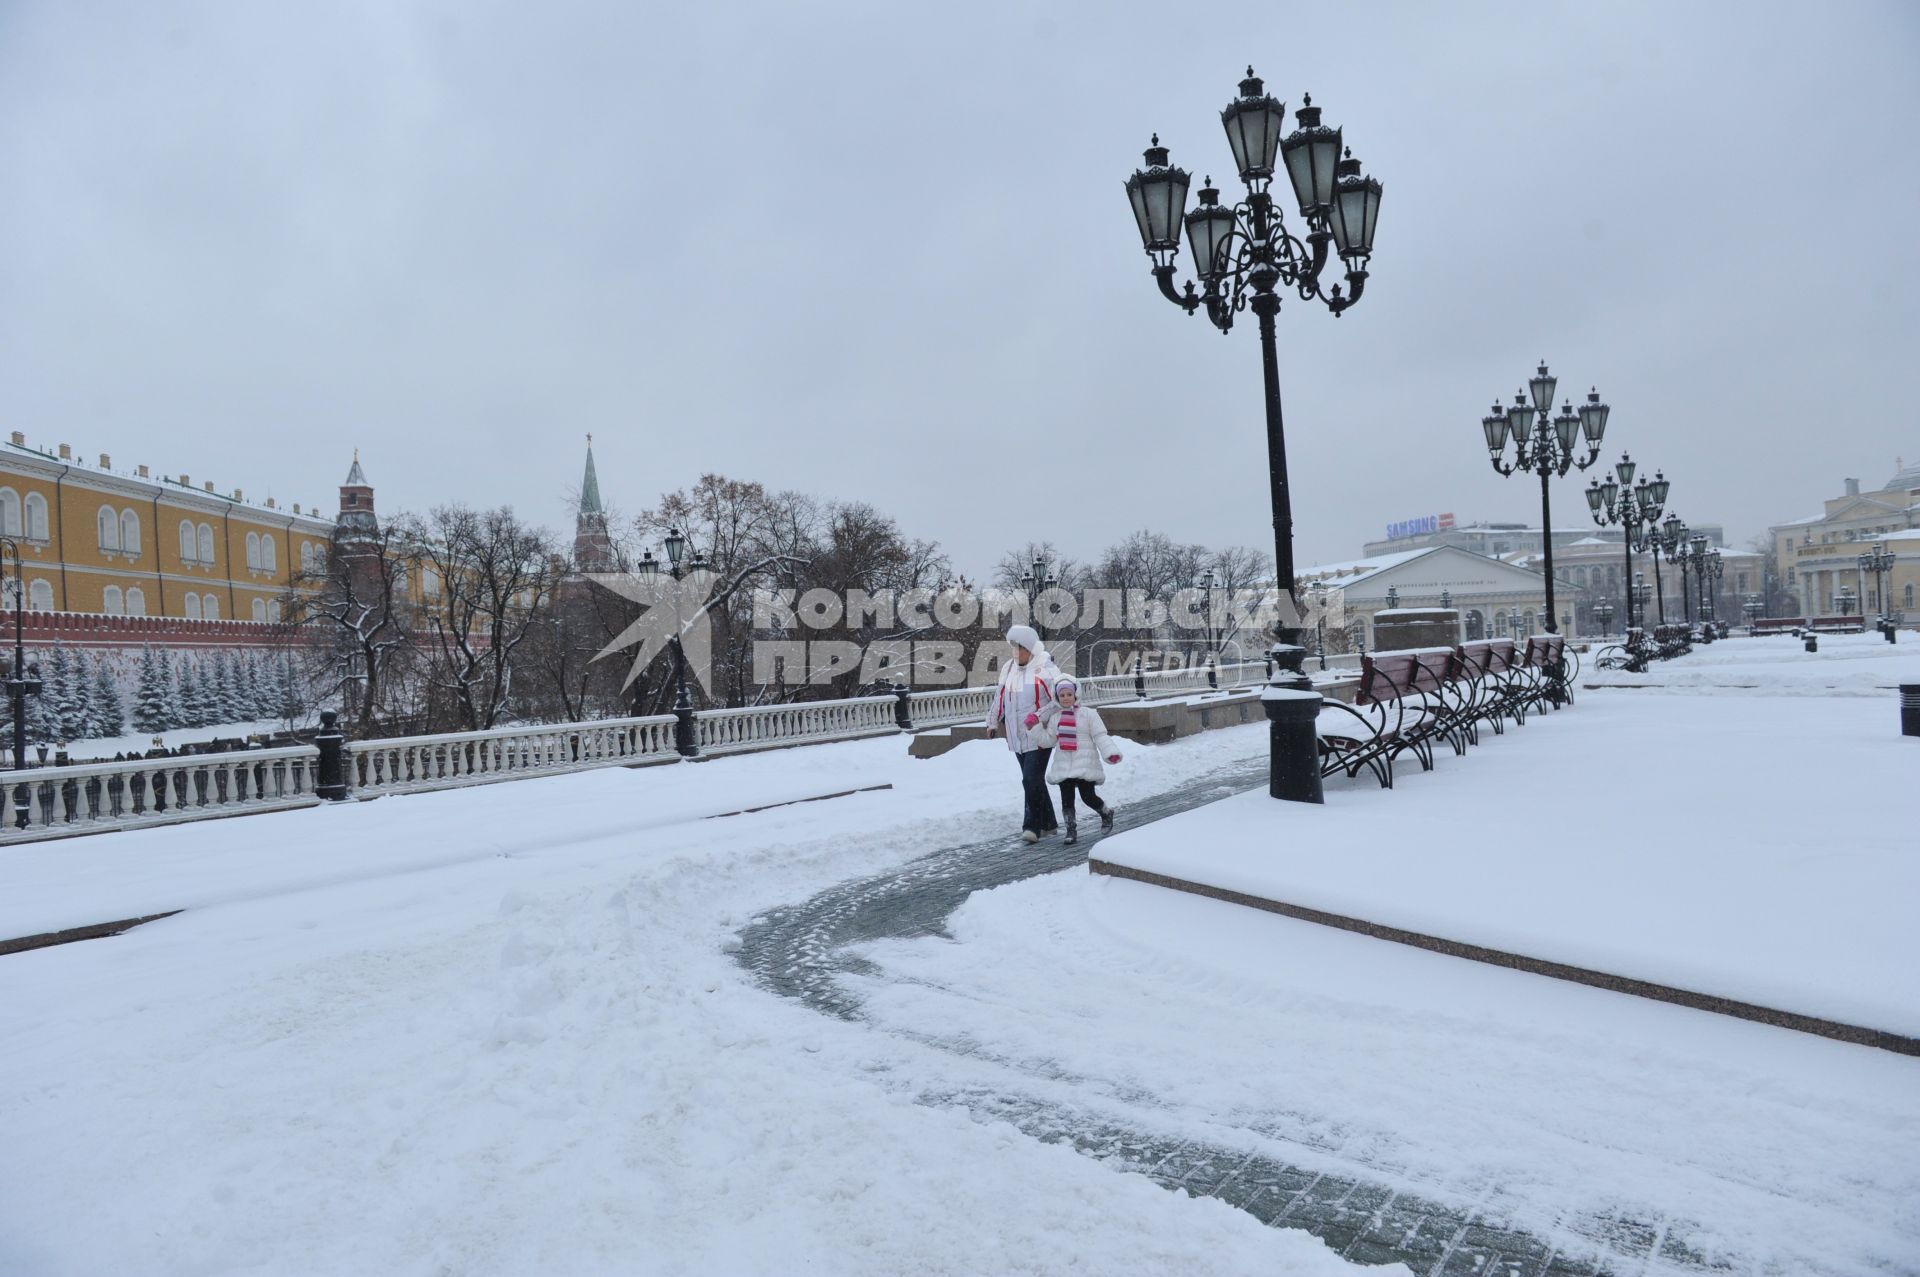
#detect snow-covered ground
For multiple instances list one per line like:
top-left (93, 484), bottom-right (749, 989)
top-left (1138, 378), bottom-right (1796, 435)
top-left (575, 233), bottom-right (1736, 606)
top-left (1584, 628), bottom-right (1916, 694)
top-left (1, 725), bottom-right (1372, 1276)
top-left (3, 645), bottom-right (1916, 1274)
top-left (57, 717), bottom-right (296, 761)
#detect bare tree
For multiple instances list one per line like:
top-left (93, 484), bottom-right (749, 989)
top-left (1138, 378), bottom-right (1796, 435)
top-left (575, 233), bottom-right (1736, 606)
top-left (407, 505), bottom-right (563, 731)
top-left (285, 521), bottom-right (420, 735)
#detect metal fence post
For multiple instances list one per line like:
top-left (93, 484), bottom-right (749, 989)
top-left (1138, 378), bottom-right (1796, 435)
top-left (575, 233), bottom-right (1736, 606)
top-left (893, 683), bottom-right (913, 731)
top-left (315, 709), bottom-right (350, 801)
top-left (1902, 684), bottom-right (1920, 737)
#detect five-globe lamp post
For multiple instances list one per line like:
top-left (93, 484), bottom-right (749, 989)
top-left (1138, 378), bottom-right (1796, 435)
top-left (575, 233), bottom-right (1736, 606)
top-left (1125, 67), bottom-right (1381, 805)
top-left (1586, 453), bottom-right (1669, 633)
top-left (1480, 363), bottom-right (1608, 636)
top-left (636, 527), bottom-right (706, 758)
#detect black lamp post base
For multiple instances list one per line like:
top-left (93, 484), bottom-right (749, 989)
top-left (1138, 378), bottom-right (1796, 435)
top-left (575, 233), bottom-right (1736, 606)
top-left (1264, 638), bottom-right (1324, 804)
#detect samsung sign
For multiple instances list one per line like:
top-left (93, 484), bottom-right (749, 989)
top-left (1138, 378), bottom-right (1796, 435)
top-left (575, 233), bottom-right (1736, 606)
top-left (1385, 512), bottom-right (1456, 541)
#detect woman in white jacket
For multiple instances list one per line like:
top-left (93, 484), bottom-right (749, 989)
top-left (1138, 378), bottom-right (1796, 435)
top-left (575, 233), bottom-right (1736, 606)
top-left (984, 624), bottom-right (1061, 843)
top-left (1028, 676), bottom-right (1121, 846)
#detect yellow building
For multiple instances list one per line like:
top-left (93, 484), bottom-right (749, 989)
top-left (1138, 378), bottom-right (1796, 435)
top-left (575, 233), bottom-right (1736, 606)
top-left (0, 430), bottom-right (336, 622)
top-left (1772, 462), bottom-right (1920, 618)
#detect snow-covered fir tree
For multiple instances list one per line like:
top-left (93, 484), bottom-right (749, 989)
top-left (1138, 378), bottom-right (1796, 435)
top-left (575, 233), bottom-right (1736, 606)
top-left (132, 645), bottom-right (172, 735)
top-left (44, 642), bottom-right (81, 743)
top-left (175, 654), bottom-right (208, 728)
top-left (90, 656), bottom-right (125, 737)
top-left (69, 649), bottom-right (100, 740)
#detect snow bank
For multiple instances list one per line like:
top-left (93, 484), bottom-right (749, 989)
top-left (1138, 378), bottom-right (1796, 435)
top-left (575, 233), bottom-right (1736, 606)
top-left (1090, 693), bottom-right (1920, 1037)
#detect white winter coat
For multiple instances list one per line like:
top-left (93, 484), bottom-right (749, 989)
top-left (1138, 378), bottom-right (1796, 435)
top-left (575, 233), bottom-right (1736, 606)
top-left (984, 652), bottom-right (1059, 753)
top-left (1031, 702), bottom-right (1118, 784)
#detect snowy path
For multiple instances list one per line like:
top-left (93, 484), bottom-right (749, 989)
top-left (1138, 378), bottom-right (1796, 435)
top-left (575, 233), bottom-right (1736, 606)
top-left (736, 756), bottom-right (1918, 1276)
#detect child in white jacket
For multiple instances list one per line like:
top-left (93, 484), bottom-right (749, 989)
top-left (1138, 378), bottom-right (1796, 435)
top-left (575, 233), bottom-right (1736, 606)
top-left (1026, 676), bottom-right (1121, 846)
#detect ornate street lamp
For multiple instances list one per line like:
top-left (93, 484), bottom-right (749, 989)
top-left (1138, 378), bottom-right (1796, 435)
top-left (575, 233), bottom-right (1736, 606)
top-left (1743, 594), bottom-right (1765, 627)
top-left (639, 529), bottom-right (702, 757)
top-left (1587, 452), bottom-right (1668, 631)
top-left (1310, 578), bottom-right (1329, 671)
top-left (0, 536), bottom-right (45, 783)
top-left (1197, 566), bottom-right (1219, 686)
top-left (1631, 573), bottom-right (1652, 631)
top-left (1858, 542), bottom-right (1895, 618)
top-left (1701, 547), bottom-right (1723, 631)
top-left (1836, 583), bottom-right (1858, 616)
top-left (1592, 596), bottom-right (1616, 637)
top-left (1125, 68), bottom-right (1382, 804)
top-left (1020, 557), bottom-right (1058, 641)
top-left (1480, 363), bottom-right (1606, 635)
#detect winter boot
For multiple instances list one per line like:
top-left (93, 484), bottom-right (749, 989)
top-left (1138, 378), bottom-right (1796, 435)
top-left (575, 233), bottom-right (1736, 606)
top-left (1063, 819), bottom-right (1078, 847)
top-left (1021, 830), bottom-right (1038, 844)
top-left (1099, 805), bottom-right (1116, 832)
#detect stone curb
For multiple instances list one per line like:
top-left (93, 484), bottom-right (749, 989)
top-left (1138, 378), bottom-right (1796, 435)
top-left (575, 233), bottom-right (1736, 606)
top-left (0, 911), bottom-right (183, 957)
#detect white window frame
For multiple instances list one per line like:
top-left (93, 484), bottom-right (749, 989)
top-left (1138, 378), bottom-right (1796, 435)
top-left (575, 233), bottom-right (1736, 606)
top-left (184, 593), bottom-right (202, 620)
top-left (127, 586), bottom-right (147, 617)
top-left (260, 536), bottom-right (277, 573)
top-left (202, 592), bottom-right (219, 620)
top-left (180, 520), bottom-right (197, 563)
top-left (267, 599), bottom-right (281, 623)
top-left (119, 508), bottom-right (141, 555)
top-left (98, 504), bottom-right (121, 552)
top-left (250, 597), bottom-right (267, 622)
top-left (245, 531), bottom-right (261, 570)
top-left (27, 578), bottom-right (54, 611)
top-left (197, 523), bottom-right (215, 566)
top-left (0, 488), bottom-right (18, 537)
top-left (103, 585), bottom-right (125, 615)
top-left (24, 493), bottom-right (49, 541)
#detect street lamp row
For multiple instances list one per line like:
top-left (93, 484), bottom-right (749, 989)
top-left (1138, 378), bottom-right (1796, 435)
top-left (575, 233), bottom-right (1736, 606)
top-left (1585, 454), bottom-right (1669, 631)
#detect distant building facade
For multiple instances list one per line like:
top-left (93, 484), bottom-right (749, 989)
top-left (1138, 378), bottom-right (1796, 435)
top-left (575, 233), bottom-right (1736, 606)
top-left (0, 429), bottom-right (334, 627)
top-left (1772, 462), bottom-right (1920, 617)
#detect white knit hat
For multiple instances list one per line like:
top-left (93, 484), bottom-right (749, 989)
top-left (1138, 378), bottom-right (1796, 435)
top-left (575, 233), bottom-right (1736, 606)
top-left (1004, 624), bottom-right (1041, 653)
top-left (1054, 675), bottom-right (1079, 696)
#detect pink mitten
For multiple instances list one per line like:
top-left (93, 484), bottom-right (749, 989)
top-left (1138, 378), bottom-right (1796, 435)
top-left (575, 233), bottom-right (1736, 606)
top-left (1106, 753), bottom-right (1122, 764)
top-left (1023, 712), bottom-right (1039, 728)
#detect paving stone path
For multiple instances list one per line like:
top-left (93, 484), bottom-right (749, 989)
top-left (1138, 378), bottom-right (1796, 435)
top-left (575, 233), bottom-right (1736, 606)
top-left (735, 759), bottom-right (1726, 1276)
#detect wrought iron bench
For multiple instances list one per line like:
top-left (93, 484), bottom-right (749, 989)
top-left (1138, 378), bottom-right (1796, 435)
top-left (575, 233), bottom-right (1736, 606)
top-left (1750, 617), bottom-right (1805, 636)
top-left (1810, 614), bottom-right (1866, 634)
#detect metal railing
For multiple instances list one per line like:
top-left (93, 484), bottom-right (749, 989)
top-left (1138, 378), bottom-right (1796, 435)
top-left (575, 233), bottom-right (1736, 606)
top-left (346, 716), bottom-right (680, 797)
top-left (0, 745), bottom-right (322, 843)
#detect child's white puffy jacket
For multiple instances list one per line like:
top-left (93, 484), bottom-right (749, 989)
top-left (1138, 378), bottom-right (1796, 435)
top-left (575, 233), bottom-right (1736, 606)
top-left (1031, 702), bottom-right (1118, 784)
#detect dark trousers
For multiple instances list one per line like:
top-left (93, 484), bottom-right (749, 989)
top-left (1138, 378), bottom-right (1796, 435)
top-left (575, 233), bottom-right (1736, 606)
top-left (1057, 778), bottom-right (1106, 821)
top-left (1017, 748), bottom-right (1057, 833)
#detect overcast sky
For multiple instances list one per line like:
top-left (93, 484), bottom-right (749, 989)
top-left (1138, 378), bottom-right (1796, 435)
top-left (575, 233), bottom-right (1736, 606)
top-left (4, 1), bottom-right (1916, 577)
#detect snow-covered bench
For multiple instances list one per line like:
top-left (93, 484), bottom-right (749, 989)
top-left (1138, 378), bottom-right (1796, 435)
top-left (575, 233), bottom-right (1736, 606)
top-left (1316, 649), bottom-right (1465, 790)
